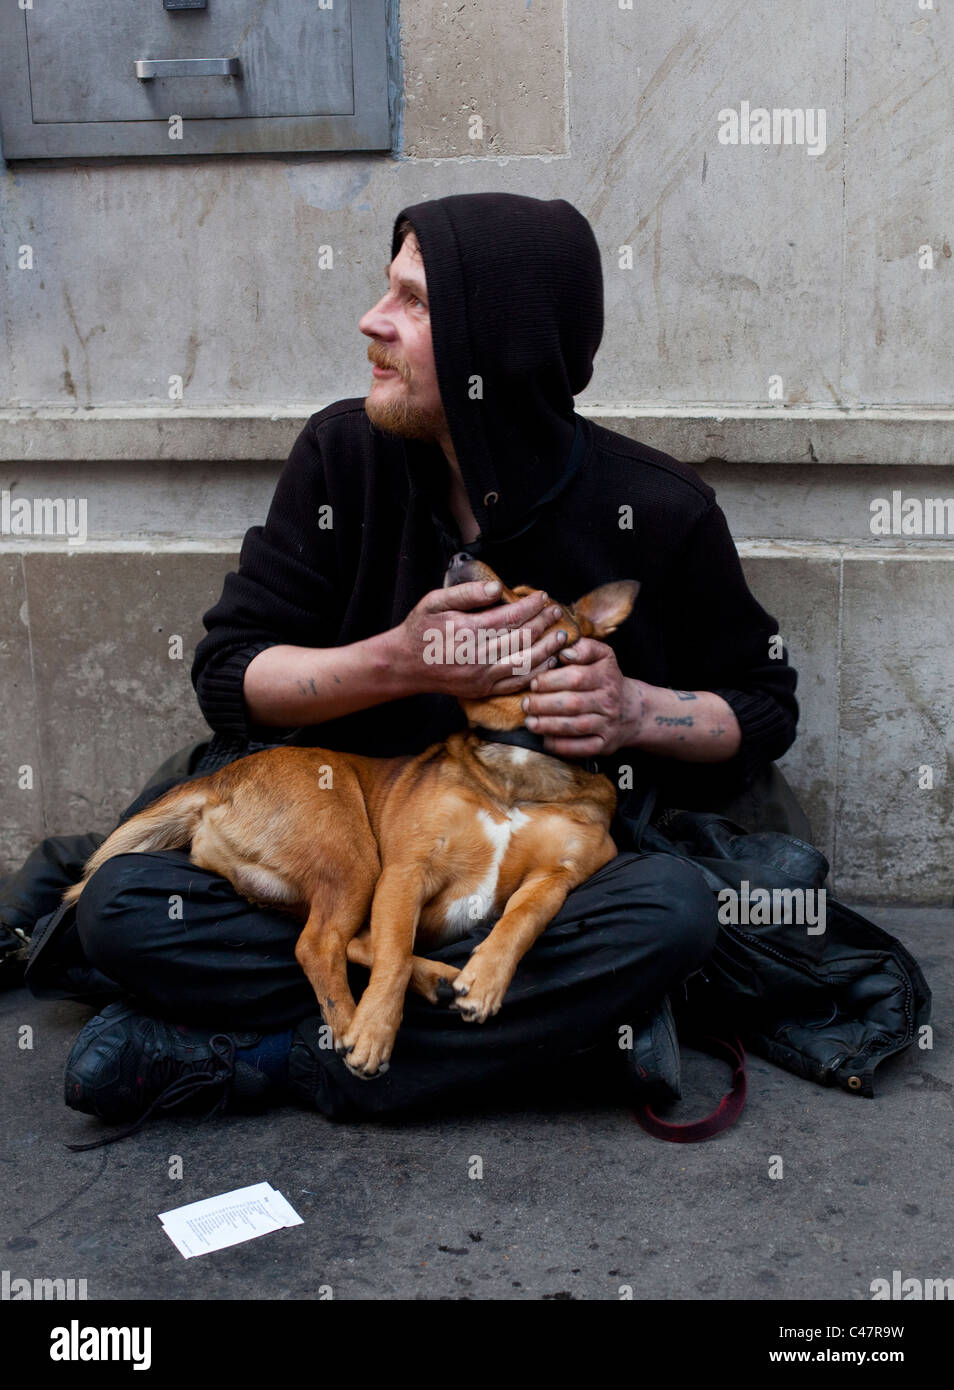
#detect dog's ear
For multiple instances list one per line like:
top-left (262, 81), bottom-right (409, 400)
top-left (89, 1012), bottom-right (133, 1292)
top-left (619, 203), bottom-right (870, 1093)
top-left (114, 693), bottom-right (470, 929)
top-left (572, 580), bottom-right (640, 638)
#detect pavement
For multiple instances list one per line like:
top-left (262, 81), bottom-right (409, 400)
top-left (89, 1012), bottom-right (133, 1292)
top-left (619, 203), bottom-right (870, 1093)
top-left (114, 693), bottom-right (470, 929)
top-left (1, 904), bottom-right (951, 1303)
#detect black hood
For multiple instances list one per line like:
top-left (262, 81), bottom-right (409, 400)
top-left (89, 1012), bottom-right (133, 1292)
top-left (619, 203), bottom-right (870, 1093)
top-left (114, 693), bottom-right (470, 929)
top-left (389, 192), bottom-right (604, 546)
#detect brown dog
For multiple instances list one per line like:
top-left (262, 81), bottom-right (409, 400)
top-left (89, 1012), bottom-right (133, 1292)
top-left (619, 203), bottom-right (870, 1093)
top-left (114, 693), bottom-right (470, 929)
top-left (63, 557), bottom-right (638, 1078)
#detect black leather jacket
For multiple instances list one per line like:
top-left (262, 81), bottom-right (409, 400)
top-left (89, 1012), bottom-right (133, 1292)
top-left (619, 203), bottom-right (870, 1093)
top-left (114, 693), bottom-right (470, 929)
top-left (629, 803), bottom-right (931, 1098)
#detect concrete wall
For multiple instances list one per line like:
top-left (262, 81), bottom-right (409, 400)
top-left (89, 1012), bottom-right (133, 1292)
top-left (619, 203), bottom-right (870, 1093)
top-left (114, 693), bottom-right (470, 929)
top-left (1, 1), bottom-right (952, 901)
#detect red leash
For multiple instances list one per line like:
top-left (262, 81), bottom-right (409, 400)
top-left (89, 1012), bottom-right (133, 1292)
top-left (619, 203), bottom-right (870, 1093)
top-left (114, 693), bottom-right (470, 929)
top-left (632, 1034), bottom-right (747, 1143)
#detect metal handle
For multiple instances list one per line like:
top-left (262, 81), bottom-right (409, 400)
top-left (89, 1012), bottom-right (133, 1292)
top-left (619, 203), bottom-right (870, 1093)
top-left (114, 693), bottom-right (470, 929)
top-left (135, 58), bottom-right (241, 79)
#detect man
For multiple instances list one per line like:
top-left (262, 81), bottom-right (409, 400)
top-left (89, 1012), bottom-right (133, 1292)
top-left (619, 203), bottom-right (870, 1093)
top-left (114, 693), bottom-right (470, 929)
top-left (27, 193), bottom-right (806, 1138)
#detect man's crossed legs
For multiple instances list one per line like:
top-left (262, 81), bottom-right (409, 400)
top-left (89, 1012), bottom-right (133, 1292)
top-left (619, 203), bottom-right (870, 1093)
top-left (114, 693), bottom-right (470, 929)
top-left (49, 845), bottom-right (718, 1137)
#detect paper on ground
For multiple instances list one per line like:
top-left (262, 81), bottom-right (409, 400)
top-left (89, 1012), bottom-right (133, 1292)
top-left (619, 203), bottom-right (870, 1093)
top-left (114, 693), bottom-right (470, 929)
top-left (158, 1181), bottom-right (303, 1259)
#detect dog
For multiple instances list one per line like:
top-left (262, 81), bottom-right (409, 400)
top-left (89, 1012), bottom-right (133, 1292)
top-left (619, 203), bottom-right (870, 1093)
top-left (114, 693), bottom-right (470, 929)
top-left (63, 555), bottom-right (638, 1079)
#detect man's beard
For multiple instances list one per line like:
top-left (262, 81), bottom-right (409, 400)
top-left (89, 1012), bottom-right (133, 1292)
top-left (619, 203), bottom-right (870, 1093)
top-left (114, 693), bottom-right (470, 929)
top-left (364, 377), bottom-right (448, 442)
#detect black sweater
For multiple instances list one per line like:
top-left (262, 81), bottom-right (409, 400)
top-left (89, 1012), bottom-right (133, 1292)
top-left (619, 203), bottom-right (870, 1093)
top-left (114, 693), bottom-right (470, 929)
top-left (190, 193), bottom-right (798, 824)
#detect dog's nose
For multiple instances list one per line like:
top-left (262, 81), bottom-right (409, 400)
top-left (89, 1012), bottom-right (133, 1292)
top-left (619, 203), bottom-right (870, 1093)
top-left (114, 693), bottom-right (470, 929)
top-left (444, 551), bottom-right (491, 589)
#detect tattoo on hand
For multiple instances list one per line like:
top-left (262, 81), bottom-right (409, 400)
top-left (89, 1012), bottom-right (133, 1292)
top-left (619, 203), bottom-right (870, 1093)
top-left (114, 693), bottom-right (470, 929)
top-left (672, 689), bottom-right (698, 701)
top-left (297, 678), bottom-right (319, 697)
top-left (656, 715), bottom-right (694, 727)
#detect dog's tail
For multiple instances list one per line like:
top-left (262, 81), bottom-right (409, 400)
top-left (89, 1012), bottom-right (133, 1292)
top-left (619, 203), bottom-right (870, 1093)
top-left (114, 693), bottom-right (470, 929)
top-left (61, 780), bottom-right (212, 906)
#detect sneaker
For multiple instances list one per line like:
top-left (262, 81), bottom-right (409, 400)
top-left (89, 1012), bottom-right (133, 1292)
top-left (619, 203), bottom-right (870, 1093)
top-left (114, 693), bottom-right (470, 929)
top-left (64, 1001), bottom-right (274, 1149)
top-left (623, 994), bottom-right (681, 1107)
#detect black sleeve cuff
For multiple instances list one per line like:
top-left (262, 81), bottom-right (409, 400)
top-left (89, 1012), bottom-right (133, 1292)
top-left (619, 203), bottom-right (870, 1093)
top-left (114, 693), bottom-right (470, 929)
top-left (193, 641), bottom-right (304, 744)
top-left (709, 685), bottom-right (798, 787)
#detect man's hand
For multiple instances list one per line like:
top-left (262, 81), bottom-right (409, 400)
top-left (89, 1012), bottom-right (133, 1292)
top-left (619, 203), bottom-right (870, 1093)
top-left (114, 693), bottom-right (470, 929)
top-left (520, 636), bottom-right (631, 758)
top-left (521, 639), bottom-right (743, 763)
top-left (388, 580), bottom-right (570, 700)
top-left (243, 581), bottom-right (568, 728)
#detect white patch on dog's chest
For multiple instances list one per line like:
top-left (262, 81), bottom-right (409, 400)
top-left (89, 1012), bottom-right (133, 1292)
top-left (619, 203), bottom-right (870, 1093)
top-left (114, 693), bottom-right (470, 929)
top-left (442, 806), bottom-right (530, 937)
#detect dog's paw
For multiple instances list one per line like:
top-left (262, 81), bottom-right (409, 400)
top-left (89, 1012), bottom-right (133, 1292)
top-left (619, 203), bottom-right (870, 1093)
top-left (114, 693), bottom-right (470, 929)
top-left (335, 1014), bottom-right (397, 1079)
top-left (434, 976), bottom-right (459, 1006)
top-left (411, 957), bottom-right (461, 1004)
top-left (451, 951), bottom-right (513, 1024)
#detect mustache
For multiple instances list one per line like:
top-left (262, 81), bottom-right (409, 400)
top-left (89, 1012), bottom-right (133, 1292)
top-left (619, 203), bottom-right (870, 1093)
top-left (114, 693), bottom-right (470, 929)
top-left (367, 345), bottom-right (406, 376)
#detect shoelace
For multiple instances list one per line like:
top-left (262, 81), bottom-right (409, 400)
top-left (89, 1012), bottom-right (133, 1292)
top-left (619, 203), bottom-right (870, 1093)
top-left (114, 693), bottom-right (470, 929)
top-left (66, 1035), bottom-right (238, 1152)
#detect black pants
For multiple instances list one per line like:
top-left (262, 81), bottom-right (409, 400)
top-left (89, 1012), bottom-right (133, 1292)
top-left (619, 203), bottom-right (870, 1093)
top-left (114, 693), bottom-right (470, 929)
top-left (58, 845), bottom-right (719, 1119)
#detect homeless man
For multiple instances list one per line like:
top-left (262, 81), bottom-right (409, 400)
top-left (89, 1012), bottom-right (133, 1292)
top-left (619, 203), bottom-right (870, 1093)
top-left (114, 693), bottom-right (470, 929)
top-left (24, 193), bottom-right (810, 1136)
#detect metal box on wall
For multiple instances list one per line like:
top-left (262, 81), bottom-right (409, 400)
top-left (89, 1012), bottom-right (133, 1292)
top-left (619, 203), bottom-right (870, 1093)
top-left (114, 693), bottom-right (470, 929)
top-left (0, 0), bottom-right (393, 159)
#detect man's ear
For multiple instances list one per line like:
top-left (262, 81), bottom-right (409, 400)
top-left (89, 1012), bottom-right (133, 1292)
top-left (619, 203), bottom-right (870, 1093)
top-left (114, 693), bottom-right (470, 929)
top-left (572, 580), bottom-right (640, 638)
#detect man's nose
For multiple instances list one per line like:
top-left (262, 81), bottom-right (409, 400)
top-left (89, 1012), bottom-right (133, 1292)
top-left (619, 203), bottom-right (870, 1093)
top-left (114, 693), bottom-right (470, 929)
top-left (358, 295), bottom-right (395, 339)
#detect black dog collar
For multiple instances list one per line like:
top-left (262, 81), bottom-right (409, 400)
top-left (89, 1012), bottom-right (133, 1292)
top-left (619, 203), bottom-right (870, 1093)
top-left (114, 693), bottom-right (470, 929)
top-left (471, 724), bottom-right (601, 775)
top-left (471, 725), bottom-right (548, 754)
